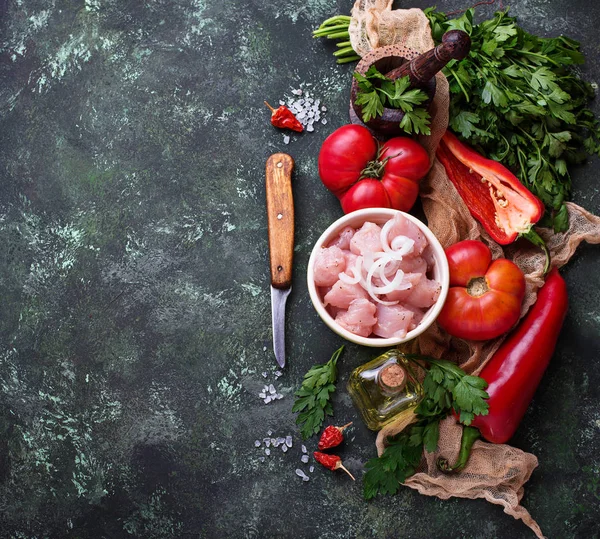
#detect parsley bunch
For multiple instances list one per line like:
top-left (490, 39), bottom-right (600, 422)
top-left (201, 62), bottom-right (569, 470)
top-left (353, 67), bottom-right (432, 135)
top-left (425, 7), bottom-right (600, 231)
top-left (292, 346), bottom-right (343, 440)
top-left (363, 354), bottom-right (489, 500)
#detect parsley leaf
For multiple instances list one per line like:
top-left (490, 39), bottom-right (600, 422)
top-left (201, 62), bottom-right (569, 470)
top-left (362, 354), bottom-right (489, 500)
top-left (353, 68), bottom-right (431, 135)
top-left (292, 346), bottom-right (343, 439)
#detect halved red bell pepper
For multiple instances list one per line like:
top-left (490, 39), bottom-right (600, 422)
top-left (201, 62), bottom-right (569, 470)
top-left (438, 267), bottom-right (568, 472)
top-left (437, 130), bottom-right (550, 272)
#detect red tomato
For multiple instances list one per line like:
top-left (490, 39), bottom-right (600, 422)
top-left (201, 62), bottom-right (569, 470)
top-left (318, 124), bottom-right (430, 213)
top-left (437, 240), bottom-right (526, 341)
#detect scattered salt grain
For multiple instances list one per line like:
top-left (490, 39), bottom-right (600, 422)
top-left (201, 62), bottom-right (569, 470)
top-left (275, 371), bottom-right (283, 378)
top-left (265, 448), bottom-right (271, 456)
top-left (291, 89), bottom-right (303, 96)
top-left (259, 457), bottom-right (265, 462)
top-left (295, 469), bottom-right (310, 481)
top-left (268, 384), bottom-right (276, 394)
top-left (258, 392), bottom-right (266, 399)
top-left (306, 124), bottom-right (314, 133)
top-left (309, 466), bottom-right (314, 473)
top-left (279, 100), bottom-right (285, 106)
top-left (285, 436), bottom-right (293, 448)
top-left (281, 445), bottom-right (288, 453)
top-left (283, 135), bottom-right (290, 145)
top-left (321, 119), bottom-right (327, 125)
top-left (254, 440), bottom-right (261, 447)
top-left (273, 438), bottom-right (281, 447)
top-left (301, 455), bottom-right (309, 464)
top-left (261, 372), bottom-right (268, 378)
top-left (301, 445), bottom-right (307, 454)
top-left (267, 430), bottom-right (273, 436)
top-left (264, 396), bottom-right (272, 404)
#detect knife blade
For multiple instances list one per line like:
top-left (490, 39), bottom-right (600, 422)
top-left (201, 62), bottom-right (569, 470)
top-left (265, 152), bottom-right (295, 368)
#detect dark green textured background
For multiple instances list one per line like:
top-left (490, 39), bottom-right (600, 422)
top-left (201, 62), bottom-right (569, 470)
top-left (0, 1), bottom-right (599, 537)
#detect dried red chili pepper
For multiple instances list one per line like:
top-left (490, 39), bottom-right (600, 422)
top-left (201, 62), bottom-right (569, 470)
top-left (438, 267), bottom-right (568, 472)
top-left (317, 422), bottom-right (352, 450)
top-left (436, 130), bottom-right (550, 272)
top-left (264, 101), bottom-right (304, 132)
top-left (313, 451), bottom-right (355, 480)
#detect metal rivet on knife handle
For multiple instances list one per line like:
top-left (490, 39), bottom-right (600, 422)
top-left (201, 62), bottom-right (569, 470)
top-left (266, 153), bottom-right (295, 289)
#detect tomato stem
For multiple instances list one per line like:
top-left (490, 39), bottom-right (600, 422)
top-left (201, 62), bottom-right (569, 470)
top-left (466, 276), bottom-right (488, 297)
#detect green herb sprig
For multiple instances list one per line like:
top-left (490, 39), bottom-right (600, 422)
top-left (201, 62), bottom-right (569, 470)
top-left (292, 346), bottom-right (344, 440)
top-left (353, 66), bottom-right (432, 135)
top-left (363, 354), bottom-right (489, 500)
top-left (312, 15), bottom-right (361, 64)
top-left (425, 7), bottom-right (600, 231)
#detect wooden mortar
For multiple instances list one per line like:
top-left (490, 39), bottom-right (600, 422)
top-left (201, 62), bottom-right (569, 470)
top-left (350, 30), bottom-right (471, 139)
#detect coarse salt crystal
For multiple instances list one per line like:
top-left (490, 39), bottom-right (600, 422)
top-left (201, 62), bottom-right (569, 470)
top-left (279, 100), bottom-right (285, 106)
top-left (301, 445), bottom-right (307, 454)
top-left (275, 371), bottom-right (282, 378)
top-left (295, 468), bottom-right (309, 480)
top-left (283, 135), bottom-right (290, 145)
top-left (321, 119), bottom-right (327, 125)
top-left (264, 438), bottom-right (271, 447)
top-left (321, 106), bottom-right (327, 112)
top-left (285, 436), bottom-right (293, 448)
top-left (292, 89), bottom-right (302, 95)
top-left (264, 396), bottom-right (272, 404)
top-left (307, 124), bottom-right (314, 133)
top-left (268, 384), bottom-right (276, 394)
top-left (281, 445), bottom-right (288, 453)
top-left (265, 448), bottom-right (271, 456)
top-left (254, 440), bottom-right (261, 447)
top-left (267, 430), bottom-right (273, 436)
top-left (261, 372), bottom-right (268, 378)
top-left (301, 455), bottom-right (309, 464)
top-left (309, 466), bottom-right (314, 473)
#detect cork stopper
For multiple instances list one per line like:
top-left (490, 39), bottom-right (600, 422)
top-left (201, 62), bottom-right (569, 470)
top-left (379, 363), bottom-right (406, 392)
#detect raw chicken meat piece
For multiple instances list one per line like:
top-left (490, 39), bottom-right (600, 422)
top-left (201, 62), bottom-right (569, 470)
top-left (313, 246), bottom-right (346, 287)
top-left (350, 222), bottom-right (383, 256)
top-left (404, 277), bottom-right (441, 309)
top-left (323, 280), bottom-right (368, 309)
top-left (328, 226), bottom-right (355, 250)
top-left (402, 303), bottom-right (426, 331)
top-left (387, 213), bottom-right (428, 255)
top-left (398, 255), bottom-right (427, 275)
top-left (373, 304), bottom-right (415, 338)
top-left (335, 299), bottom-right (377, 337)
top-left (385, 272), bottom-right (423, 302)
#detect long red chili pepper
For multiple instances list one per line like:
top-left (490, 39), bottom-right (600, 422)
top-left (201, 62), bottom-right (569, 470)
top-left (436, 130), bottom-right (550, 273)
top-left (313, 451), bottom-right (355, 480)
top-left (317, 422), bottom-right (352, 450)
top-left (264, 101), bottom-right (304, 132)
top-left (439, 267), bottom-right (568, 472)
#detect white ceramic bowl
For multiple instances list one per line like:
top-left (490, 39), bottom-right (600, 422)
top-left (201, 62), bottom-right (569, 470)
top-left (307, 208), bottom-right (449, 347)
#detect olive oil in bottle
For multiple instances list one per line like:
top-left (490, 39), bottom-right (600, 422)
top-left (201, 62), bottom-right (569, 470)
top-left (347, 350), bottom-right (423, 431)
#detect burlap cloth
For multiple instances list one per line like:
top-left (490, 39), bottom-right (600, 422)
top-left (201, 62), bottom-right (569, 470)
top-left (349, 2), bottom-right (600, 537)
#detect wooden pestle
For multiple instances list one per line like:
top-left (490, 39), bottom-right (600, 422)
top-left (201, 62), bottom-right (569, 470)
top-left (384, 30), bottom-right (471, 88)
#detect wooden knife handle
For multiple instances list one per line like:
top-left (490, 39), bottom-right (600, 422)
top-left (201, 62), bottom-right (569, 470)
top-left (266, 153), bottom-right (295, 289)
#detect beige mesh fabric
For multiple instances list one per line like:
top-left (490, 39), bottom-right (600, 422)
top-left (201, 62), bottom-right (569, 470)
top-left (350, 2), bottom-right (600, 538)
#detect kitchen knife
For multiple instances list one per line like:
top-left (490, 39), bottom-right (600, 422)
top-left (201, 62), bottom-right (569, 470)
top-left (265, 153), bottom-right (295, 368)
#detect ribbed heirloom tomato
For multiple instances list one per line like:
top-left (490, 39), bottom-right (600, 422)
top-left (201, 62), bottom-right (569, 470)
top-left (318, 124), bottom-right (430, 214)
top-left (437, 240), bottom-right (526, 341)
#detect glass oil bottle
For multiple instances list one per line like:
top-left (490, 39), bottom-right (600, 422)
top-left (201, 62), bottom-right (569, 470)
top-left (347, 349), bottom-right (423, 431)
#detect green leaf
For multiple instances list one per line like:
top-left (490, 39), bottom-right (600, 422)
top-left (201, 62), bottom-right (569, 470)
top-left (422, 420), bottom-right (440, 453)
top-left (552, 203), bottom-right (569, 232)
top-left (481, 80), bottom-right (508, 108)
top-left (400, 108), bottom-right (431, 135)
top-left (293, 346), bottom-right (343, 439)
top-left (355, 89), bottom-right (384, 123)
top-left (452, 375), bottom-right (489, 416)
